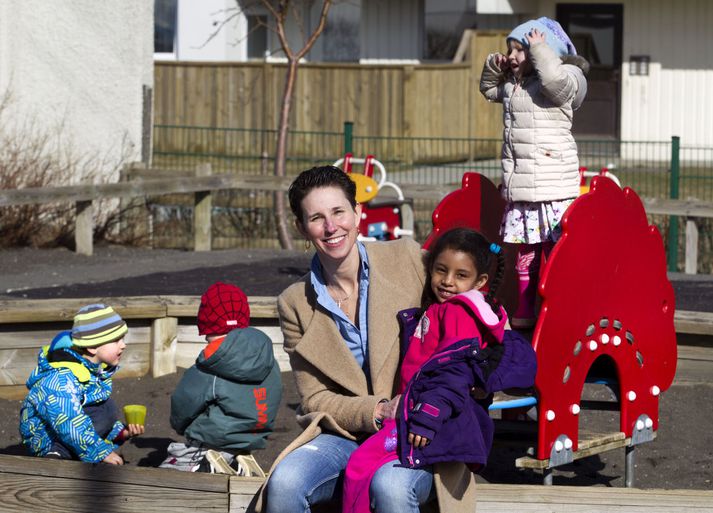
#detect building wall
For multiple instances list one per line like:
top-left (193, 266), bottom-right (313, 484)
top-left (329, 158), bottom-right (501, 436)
top-left (173, 0), bottom-right (247, 61)
top-left (539, 0), bottom-right (713, 145)
top-left (0, 0), bottom-right (154, 181)
top-left (619, 0), bottom-right (713, 146)
top-left (361, 0), bottom-right (425, 62)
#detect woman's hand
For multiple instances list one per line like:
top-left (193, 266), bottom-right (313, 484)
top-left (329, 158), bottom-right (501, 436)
top-left (408, 432), bottom-right (430, 448)
top-left (375, 395), bottom-right (401, 421)
top-left (526, 28), bottom-right (546, 46)
top-left (102, 451), bottom-right (124, 465)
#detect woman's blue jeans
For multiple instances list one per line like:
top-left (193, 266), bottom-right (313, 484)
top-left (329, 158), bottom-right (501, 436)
top-left (265, 433), bottom-right (434, 513)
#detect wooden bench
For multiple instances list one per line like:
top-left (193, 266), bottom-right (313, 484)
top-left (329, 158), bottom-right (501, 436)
top-left (1, 295), bottom-right (709, 395)
top-left (1, 453), bottom-right (712, 512)
top-left (0, 296), bottom-right (283, 400)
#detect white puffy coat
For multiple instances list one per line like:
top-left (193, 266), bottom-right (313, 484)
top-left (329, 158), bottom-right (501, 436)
top-left (480, 43), bottom-right (588, 203)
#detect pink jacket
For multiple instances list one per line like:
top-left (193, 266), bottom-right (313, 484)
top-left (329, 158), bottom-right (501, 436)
top-left (399, 289), bottom-right (506, 393)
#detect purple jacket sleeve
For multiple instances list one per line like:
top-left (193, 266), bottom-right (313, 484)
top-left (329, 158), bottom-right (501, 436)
top-left (406, 356), bottom-right (485, 441)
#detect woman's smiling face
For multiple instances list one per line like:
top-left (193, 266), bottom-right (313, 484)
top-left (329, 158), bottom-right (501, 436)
top-left (297, 186), bottom-right (362, 263)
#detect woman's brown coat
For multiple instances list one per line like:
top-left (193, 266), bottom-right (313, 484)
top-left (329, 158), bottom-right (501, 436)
top-left (250, 237), bottom-right (477, 513)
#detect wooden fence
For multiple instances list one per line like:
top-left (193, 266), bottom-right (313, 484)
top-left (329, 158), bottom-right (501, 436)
top-left (154, 31), bottom-right (508, 162)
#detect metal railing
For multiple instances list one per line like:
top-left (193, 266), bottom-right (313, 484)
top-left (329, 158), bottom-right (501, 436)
top-left (151, 124), bottom-right (713, 271)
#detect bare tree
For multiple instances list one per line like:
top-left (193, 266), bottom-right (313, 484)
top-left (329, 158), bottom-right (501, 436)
top-left (207, 1), bottom-right (333, 249)
top-left (260, 0), bottom-right (332, 250)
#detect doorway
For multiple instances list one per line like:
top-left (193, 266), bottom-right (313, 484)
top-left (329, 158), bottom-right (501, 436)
top-left (556, 3), bottom-right (623, 139)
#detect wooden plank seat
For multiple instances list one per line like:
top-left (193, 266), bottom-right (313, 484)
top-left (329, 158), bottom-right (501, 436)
top-left (2, 453), bottom-right (712, 513)
top-left (425, 173), bottom-right (678, 488)
top-left (0, 453), bottom-right (232, 513)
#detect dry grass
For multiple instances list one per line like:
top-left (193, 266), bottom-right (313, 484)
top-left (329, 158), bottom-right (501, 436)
top-left (0, 90), bottom-right (140, 248)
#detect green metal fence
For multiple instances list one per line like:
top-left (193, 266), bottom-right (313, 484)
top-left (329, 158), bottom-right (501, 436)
top-left (151, 123), bottom-right (713, 271)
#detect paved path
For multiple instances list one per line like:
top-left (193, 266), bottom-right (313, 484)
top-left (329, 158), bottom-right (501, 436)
top-left (2, 246), bottom-right (712, 314)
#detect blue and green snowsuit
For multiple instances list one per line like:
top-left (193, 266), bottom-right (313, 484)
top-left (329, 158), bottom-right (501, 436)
top-left (19, 332), bottom-right (125, 463)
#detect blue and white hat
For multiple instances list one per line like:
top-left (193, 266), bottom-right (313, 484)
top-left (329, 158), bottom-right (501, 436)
top-left (507, 17), bottom-right (577, 56)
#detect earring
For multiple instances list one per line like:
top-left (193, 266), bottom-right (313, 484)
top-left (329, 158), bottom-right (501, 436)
top-left (304, 239), bottom-right (311, 251)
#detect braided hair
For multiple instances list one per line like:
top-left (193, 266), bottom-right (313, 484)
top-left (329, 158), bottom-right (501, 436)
top-left (422, 227), bottom-right (505, 315)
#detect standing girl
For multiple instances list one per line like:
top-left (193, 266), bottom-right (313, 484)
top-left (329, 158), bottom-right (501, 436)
top-left (342, 228), bottom-right (537, 513)
top-left (480, 17), bottom-right (589, 328)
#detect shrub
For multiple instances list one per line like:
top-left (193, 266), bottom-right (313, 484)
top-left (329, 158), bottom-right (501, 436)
top-left (0, 90), bottom-right (138, 248)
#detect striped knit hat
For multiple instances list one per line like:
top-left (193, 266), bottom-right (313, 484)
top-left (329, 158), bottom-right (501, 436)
top-left (71, 303), bottom-right (128, 347)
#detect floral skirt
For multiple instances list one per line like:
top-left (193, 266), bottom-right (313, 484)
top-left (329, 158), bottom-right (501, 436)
top-left (501, 199), bottom-right (575, 244)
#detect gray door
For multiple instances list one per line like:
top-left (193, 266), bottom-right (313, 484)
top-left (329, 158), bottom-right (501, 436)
top-left (557, 4), bottom-right (623, 139)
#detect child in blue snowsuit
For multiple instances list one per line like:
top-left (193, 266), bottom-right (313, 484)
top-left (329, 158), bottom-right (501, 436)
top-left (19, 304), bottom-right (143, 464)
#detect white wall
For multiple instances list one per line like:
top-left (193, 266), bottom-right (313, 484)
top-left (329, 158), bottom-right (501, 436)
top-left (539, 0), bottom-right (713, 146)
top-left (0, 0), bottom-right (154, 182)
top-left (619, 0), bottom-right (713, 146)
top-left (171, 0), bottom-right (247, 61)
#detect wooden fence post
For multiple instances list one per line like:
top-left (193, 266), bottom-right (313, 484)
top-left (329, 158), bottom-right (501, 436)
top-left (151, 316), bottom-right (178, 378)
top-left (75, 200), bottom-right (94, 256)
top-left (194, 163), bottom-right (212, 251)
top-left (685, 218), bottom-right (698, 274)
top-left (402, 66), bottom-right (416, 165)
top-left (119, 162), bottom-right (152, 247)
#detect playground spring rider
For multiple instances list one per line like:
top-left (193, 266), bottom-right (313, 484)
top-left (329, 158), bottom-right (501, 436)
top-left (579, 166), bottom-right (621, 195)
top-left (334, 154), bottom-right (414, 241)
top-left (424, 172), bottom-right (676, 487)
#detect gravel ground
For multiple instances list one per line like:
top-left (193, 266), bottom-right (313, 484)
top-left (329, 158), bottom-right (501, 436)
top-left (1, 244), bottom-right (712, 490)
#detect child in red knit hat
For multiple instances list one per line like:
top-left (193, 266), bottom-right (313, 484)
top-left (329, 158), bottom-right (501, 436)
top-left (161, 282), bottom-right (282, 476)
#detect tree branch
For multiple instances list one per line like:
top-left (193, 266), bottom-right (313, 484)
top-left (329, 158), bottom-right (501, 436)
top-left (197, 9), bottom-right (243, 50)
top-left (296, 0), bottom-right (332, 59)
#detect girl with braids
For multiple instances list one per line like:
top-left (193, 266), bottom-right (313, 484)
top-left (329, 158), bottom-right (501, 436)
top-left (342, 228), bottom-right (536, 513)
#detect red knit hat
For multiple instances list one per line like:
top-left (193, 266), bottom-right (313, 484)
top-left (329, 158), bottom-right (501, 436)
top-left (197, 282), bottom-right (250, 336)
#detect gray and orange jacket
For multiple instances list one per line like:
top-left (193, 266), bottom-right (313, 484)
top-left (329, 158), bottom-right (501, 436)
top-left (170, 327), bottom-right (282, 451)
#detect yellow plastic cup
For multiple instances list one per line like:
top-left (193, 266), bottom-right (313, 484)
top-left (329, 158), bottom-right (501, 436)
top-left (123, 404), bottom-right (147, 426)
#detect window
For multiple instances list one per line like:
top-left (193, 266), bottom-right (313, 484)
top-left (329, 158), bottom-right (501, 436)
top-left (247, 15), bottom-right (268, 59)
top-left (321, 2), bottom-right (360, 62)
top-left (155, 0), bottom-right (178, 54)
top-left (425, 0), bottom-right (477, 61)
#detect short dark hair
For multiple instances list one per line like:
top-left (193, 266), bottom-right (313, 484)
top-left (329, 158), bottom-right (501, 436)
top-left (288, 166), bottom-right (357, 224)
